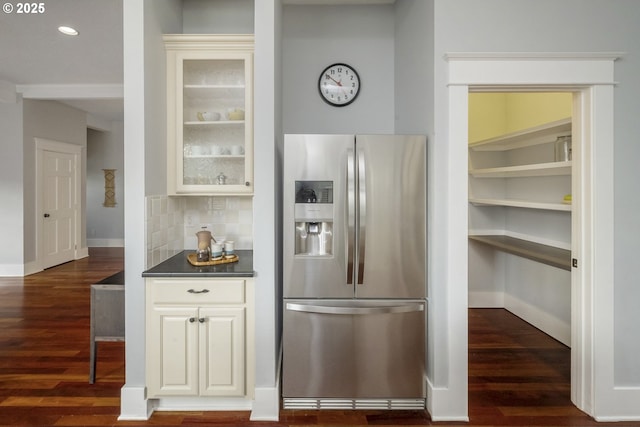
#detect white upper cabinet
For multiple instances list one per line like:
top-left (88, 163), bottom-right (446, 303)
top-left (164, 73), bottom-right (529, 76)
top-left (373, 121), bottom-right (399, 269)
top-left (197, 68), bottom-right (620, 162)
top-left (165, 35), bottom-right (254, 195)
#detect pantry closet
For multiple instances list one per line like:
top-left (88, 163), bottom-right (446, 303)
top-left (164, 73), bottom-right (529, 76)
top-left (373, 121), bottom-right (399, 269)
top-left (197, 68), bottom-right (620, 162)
top-left (468, 92), bottom-right (573, 346)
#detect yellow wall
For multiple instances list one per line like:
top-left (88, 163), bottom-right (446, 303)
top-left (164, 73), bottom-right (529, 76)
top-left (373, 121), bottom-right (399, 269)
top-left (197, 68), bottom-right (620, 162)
top-left (469, 92), bottom-right (572, 143)
top-left (468, 93), bottom-right (508, 143)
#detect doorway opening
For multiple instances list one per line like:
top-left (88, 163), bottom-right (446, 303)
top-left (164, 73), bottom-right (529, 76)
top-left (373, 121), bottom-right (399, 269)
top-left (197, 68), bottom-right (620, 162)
top-left (444, 52), bottom-right (619, 420)
top-left (467, 91), bottom-right (575, 417)
top-left (35, 137), bottom-right (83, 270)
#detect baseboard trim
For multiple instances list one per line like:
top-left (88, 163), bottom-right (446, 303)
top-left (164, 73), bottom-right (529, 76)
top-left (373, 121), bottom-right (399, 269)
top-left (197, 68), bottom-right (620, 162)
top-left (504, 293), bottom-right (570, 346)
top-left (426, 377), bottom-right (469, 422)
top-left (87, 238), bottom-right (125, 247)
top-left (151, 396), bottom-right (253, 411)
top-left (594, 386), bottom-right (640, 422)
top-left (250, 344), bottom-right (282, 421)
top-left (118, 385), bottom-right (152, 420)
top-left (250, 386), bottom-right (280, 421)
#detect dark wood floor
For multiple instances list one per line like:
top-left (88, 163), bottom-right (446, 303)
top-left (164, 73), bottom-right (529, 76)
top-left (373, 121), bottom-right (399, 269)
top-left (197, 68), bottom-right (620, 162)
top-left (1, 248), bottom-right (637, 426)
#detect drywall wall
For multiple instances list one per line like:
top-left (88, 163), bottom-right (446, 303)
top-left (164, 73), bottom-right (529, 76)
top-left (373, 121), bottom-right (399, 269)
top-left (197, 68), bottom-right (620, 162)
top-left (87, 123), bottom-right (125, 247)
top-left (282, 4), bottom-right (395, 134)
top-left (22, 99), bottom-right (88, 263)
top-left (433, 0), bottom-right (640, 416)
top-left (182, 0), bottom-right (254, 33)
top-left (469, 93), bottom-right (572, 143)
top-left (0, 98), bottom-right (24, 274)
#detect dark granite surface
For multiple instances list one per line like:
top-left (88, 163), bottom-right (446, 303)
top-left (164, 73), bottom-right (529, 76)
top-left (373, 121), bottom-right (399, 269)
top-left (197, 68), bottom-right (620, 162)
top-left (96, 270), bottom-right (125, 285)
top-left (142, 250), bottom-right (254, 278)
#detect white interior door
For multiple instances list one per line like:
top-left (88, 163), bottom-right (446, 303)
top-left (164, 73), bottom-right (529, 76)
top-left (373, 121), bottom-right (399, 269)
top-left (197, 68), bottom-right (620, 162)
top-left (42, 149), bottom-right (77, 269)
top-left (35, 138), bottom-right (82, 271)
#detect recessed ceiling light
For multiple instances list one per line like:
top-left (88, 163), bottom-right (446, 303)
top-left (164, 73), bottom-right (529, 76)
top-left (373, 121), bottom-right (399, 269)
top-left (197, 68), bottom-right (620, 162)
top-left (58, 26), bottom-right (79, 36)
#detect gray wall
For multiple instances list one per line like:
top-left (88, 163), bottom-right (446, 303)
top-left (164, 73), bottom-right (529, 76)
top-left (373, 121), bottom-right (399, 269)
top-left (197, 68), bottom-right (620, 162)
top-left (393, 0), bottom-right (434, 380)
top-left (22, 99), bottom-right (88, 262)
top-left (0, 98), bottom-right (24, 270)
top-left (394, 0), bottom-right (433, 135)
top-left (87, 123), bottom-right (125, 246)
top-left (122, 0), bottom-right (183, 403)
top-left (182, 0), bottom-right (254, 33)
top-left (282, 4), bottom-right (395, 134)
top-left (433, 0), bottom-right (640, 385)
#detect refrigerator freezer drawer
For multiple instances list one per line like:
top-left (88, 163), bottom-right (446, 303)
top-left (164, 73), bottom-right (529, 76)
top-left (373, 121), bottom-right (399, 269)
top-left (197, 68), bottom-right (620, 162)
top-left (282, 300), bottom-right (426, 401)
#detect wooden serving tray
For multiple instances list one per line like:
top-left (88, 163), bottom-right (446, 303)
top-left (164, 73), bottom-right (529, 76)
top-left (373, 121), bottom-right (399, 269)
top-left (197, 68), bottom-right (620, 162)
top-left (187, 253), bottom-right (239, 266)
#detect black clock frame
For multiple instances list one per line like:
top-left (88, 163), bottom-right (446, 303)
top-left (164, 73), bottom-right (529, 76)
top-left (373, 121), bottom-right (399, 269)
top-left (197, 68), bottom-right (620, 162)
top-left (317, 63), bottom-right (361, 107)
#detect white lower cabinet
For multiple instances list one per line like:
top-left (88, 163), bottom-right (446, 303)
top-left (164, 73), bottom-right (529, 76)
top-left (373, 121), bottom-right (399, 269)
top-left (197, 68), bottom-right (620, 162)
top-left (145, 278), bottom-right (254, 399)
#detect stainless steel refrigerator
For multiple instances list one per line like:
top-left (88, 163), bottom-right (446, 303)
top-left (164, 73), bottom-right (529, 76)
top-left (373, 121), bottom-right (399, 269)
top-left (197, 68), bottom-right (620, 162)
top-left (282, 134), bottom-right (427, 410)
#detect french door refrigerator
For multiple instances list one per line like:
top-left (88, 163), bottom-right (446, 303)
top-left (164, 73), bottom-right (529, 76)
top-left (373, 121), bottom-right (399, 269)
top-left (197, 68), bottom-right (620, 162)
top-left (282, 134), bottom-right (427, 410)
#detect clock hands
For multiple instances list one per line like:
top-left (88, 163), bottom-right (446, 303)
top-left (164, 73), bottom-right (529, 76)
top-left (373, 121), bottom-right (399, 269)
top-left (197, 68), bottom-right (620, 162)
top-left (319, 64), bottom-right (360, 106)
top-left (325, 74), bottom-right (342, 86)
top-left (325, 74), bottom-right (349, 99)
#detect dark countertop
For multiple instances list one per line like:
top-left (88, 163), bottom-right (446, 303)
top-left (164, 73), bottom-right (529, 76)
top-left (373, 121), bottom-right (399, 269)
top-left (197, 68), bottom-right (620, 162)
top-left (96, 270), bottom-right (125, 285)
top-left (142, 250), bottom-right (255, 278)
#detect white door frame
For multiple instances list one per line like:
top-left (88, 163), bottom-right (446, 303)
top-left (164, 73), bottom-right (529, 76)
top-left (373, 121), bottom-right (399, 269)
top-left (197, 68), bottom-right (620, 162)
top-left (445, 52), bottom-right (627, 421)
top-left (35, 137), bottom-right (83, 272)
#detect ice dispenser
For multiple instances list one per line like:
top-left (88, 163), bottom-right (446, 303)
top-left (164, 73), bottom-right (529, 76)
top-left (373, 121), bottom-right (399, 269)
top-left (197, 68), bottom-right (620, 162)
top-left (294, 181), bottom-right (333, 256)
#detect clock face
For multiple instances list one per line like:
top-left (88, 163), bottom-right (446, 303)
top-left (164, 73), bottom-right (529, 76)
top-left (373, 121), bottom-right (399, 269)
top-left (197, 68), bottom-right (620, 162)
top-left (318, 63), bottom-right (361, 107)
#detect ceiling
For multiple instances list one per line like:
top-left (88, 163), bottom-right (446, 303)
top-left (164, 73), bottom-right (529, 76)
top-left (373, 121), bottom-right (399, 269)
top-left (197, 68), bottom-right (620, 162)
top-left (0, 0), bottom-right (123, 122)
top-left (0, 0), bottom-right (395, 124)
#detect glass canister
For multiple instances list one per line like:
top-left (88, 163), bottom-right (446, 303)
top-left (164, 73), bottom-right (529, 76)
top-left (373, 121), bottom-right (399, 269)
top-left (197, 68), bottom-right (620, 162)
top-left (554, 135), bottom-right (572, 162)
top-left (216, 172), bottom-right (227, 185)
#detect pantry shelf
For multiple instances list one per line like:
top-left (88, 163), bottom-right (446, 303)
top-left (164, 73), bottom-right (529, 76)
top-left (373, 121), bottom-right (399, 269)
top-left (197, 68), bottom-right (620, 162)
top-left (469, 117), bottom-right (571, 152)
top-left (469, 198), bottom-right (571, 211)
top-left (469, 235), bottom-right (571, 271)
top-left (470, 161), bottom-right (572, 178)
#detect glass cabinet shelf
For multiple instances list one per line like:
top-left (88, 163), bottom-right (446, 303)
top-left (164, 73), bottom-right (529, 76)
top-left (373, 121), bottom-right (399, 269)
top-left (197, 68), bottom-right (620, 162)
top-left (165, 34), bottom-right (254, 195)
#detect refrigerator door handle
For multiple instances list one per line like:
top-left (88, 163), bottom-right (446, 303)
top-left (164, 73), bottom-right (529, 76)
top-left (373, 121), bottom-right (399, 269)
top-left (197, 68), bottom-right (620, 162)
top-left (357, 149), bottom-right (366, 285)
top-left (347, 149), bottom-right (355, 285)
top-left (285, 302), bottom-right (424, 315)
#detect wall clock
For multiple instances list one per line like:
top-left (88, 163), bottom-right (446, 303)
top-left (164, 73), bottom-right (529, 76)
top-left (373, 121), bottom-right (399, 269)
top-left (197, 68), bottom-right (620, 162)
top-left (318, 63), bottom-right (361, 107)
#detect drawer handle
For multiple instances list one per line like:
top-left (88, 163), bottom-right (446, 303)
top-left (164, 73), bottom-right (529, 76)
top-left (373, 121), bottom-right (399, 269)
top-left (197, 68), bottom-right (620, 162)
top-left (187, 289), bottom-right (210, 294)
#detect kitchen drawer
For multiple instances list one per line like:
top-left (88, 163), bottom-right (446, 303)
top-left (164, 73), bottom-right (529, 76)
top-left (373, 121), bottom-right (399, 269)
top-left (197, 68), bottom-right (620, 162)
top-left (147, 279), bottom-right (245, 304)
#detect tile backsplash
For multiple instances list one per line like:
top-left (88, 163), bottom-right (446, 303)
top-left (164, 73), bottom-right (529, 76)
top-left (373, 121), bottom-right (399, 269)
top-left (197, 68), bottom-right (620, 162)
top-left (183, 196), bottom-right (253, 250)
top-left (146, 195), bottom-right (253, 268)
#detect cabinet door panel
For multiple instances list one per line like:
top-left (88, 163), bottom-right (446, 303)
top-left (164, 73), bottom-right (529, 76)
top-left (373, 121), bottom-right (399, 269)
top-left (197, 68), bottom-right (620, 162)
top-left (200, 307), bottom-right (245, 396)
top-left (147, 306), bottom-right (199, 397)
top-left (165, 35), bottom-right (254, 196)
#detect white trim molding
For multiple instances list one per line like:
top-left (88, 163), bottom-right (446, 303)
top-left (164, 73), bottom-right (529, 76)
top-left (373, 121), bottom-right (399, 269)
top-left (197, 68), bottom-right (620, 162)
top-left (34, 137), bottom-right (84, 274)
top-left (16, 84), bottom-right (124, 100)
top-left (444, 52), bottom-right (635, 421)
top-left (446, 52), bottom-right (623, 87)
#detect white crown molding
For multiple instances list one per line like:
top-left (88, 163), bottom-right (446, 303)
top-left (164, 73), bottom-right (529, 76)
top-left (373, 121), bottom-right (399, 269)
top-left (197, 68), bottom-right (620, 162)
top-left (444, 52), bottom-right (625, 61)
top-left (283, 0), bottom-right (394, 4)
top-left (163, 34), bottom-right (254, 51)
top-left (15, 83), bottom-right (123, 99)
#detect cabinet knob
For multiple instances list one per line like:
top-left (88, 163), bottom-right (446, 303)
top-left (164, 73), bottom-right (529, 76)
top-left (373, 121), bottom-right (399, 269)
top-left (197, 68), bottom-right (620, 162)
top-left (245, 181), bottom-right (250, 186)
top-left (189, 317), bottom-right (196, 323)
top-left (198, 318), bottom-right (205, 323)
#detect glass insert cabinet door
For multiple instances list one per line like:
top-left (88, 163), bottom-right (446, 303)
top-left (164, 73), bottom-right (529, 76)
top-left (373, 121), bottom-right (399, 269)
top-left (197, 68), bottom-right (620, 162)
top-left (165, 35), bottom-right (254, 195)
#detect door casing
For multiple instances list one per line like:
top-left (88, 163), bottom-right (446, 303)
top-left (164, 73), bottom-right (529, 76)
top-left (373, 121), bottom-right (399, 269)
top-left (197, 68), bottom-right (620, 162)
top-left (431, 52), bottom-right (621, 421)
top-left (35, 137), bottom-right (83, 271)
